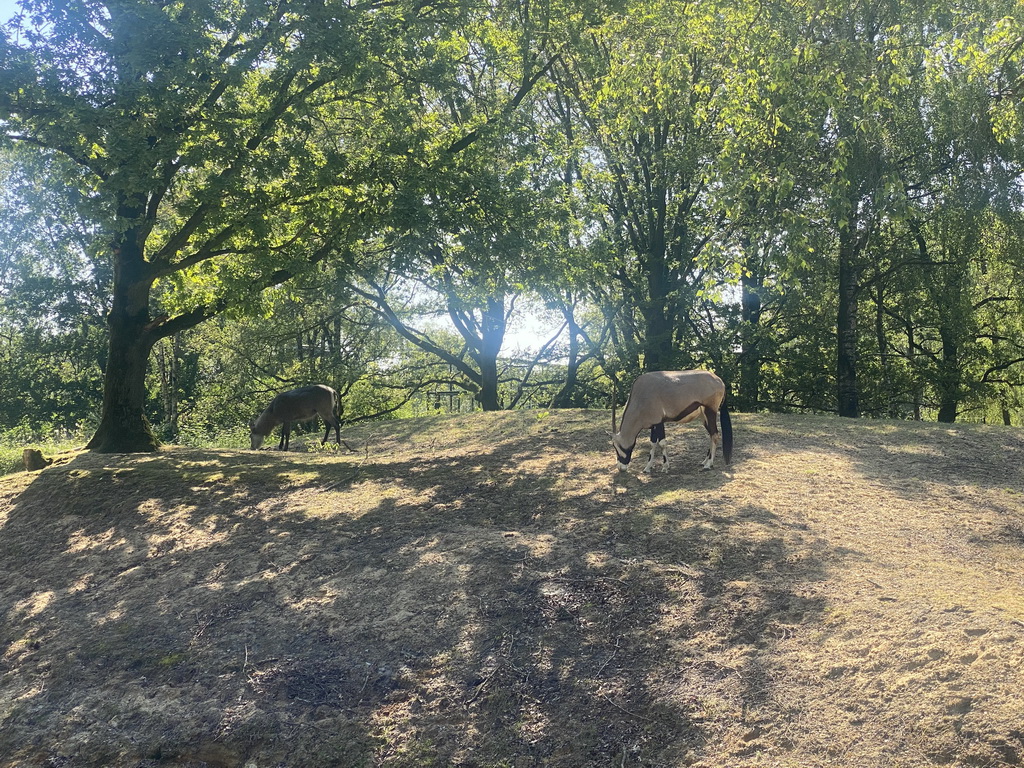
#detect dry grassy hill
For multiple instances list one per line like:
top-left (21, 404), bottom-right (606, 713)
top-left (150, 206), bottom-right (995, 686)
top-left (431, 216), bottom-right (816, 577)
top-left (1, 410), bottom-right (1023, 768)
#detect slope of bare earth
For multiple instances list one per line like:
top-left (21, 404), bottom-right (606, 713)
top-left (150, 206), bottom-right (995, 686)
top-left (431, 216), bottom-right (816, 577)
top-left (1, 410), bottom-right (1023, 768)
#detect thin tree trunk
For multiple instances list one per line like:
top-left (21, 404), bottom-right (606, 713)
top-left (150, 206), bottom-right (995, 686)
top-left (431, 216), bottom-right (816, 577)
top-left (158, 334), bottom-right (181, 437)
top-left (169, 333), bottom-right (181, 435)
top-left (936, 326), bottom-right (959, 423)
top-left (875, 283), bottom-right (897, 417)
top-left (837, 225), bottom-right (860, 418)
top-left (738, 252), bottom-right (763, 411)
top-left (551, 316), bottom-right (582, 408)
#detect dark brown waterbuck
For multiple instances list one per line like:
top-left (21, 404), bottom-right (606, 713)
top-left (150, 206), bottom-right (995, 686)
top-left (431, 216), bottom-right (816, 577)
top-left (612, 370), bottom-right (733, 472)
top-left (249, 384), bottom-right (342, 450)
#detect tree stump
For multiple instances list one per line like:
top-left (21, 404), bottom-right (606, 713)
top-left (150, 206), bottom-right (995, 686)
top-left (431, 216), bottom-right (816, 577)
top-left (22, 448), bottom-right (52, 472)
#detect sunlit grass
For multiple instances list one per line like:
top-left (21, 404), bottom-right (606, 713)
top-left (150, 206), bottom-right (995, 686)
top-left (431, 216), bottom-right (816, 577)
top-left (0, 429), bottom-right (88, 476)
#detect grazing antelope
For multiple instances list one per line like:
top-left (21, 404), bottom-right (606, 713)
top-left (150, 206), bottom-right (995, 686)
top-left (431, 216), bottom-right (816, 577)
top-left (612, 370), bottom-right (732, 473)
top-left (250, 384), bottom-right (342, 450)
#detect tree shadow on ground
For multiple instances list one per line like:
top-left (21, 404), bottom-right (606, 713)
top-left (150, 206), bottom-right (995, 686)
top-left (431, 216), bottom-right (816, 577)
top-left (0, 411), bottom-right (833, 767)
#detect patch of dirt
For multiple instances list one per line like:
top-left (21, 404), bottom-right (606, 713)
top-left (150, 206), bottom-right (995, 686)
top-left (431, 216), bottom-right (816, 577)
top-left (1, 410), bottom-right (1022, 767)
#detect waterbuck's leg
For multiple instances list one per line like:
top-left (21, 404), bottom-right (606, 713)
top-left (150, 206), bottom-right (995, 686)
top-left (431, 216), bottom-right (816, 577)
top-left (323, 416), bottom-right (341, 446)
top-left (701, 407), bottom-right (719, 469)
top-left (280, 422), bottom-right (291, 451)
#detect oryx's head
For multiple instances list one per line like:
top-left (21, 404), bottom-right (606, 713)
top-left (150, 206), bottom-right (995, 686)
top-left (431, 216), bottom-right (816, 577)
top-left (611, 433), bottom-right (634, 470)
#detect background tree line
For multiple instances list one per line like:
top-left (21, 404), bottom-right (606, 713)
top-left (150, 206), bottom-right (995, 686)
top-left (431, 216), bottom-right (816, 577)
top-left (1, 0), bottom-right (1022, 451)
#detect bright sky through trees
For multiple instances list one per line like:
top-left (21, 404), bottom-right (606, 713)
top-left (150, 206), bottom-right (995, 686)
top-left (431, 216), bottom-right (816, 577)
top-left (0, 0), bottom-right (19, 23)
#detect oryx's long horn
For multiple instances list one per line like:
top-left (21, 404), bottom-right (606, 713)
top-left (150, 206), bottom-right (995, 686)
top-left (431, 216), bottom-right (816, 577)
top-left (611, 380), bottom-right (618, 434)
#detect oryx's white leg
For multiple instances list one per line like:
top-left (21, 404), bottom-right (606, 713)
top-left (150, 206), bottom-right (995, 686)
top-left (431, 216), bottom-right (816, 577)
top-left (644, 423), bottom-right (668, 473)
top-left (643, 440), bottom-right (670, 473)
top-left (702, 433), bottom-right (719, 469)
top-left (643, 442), bottom-right (659, 473)
top-left (701, 407), bottom-right (719, 469)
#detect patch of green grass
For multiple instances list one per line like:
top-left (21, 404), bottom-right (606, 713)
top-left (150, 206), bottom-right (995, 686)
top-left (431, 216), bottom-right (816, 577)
top-left (158, 652), bottom-right (188, 668)
top-left (0, 433), bottom-right (87, 476)
top-left (0, 445), bottom-right (25, 476)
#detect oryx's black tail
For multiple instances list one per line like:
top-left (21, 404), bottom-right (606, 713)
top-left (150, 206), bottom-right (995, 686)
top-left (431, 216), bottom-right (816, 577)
top-left (720, 400), bottom-right (733, 465)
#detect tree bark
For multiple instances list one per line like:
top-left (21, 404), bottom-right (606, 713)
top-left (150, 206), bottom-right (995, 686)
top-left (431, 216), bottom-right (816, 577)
top-left (472, 296), bottom-right (506, 411)
top-left (158, 333), bottom-right (182, 438)
top-left (874, 283), bottom-right (899, 417)
top-left (641, 194), bottom-right (676, 372)
top-left (936, 326), bottom-right (960, 423)
top-left (170, 333), bottom-right (182, 433)
top-left (738, 257), bottom-right (763, 411)
top-left (86, 219), bottom-right (161, 452)
top-left (87, 320), bottom-right (159, 452)
top-left (837, 225), bottom-right (860, 418)
top-left (550, 312), bottom-right (583, 408)
top-left (476, 356), bottom-right (501, 411)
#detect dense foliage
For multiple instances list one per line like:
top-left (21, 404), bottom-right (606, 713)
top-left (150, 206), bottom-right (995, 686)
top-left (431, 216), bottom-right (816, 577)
top-left (1, 0), bottom-right (1022, 450)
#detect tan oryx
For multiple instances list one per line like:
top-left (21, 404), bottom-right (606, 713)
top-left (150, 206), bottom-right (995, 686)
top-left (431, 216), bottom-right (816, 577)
top-left (250, 384), bottom-right (342, 450)
top-left (611, 370), bottom-right (733, 472)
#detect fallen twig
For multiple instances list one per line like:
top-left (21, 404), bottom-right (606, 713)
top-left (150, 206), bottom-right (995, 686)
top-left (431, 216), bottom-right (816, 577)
top-left (601, 693), bottom-right (654, 721)
top-left (596, 638), bottom-right (621, 676)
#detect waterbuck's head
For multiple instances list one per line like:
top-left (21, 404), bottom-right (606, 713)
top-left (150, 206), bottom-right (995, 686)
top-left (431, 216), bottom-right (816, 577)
top-left (249, 418), bottom-right (265, 450)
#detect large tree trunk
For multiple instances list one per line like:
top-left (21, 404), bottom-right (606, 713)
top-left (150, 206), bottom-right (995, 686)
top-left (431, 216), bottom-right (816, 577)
top-left (641, 224), bottom-right (675, 372)
top-left (473, 297), bottom-right (506, 411)
top-left (87, 319), bottom-right (159, 452)
top-left (642, 303), bottom-right (673, 372)
top-left (86, 222), bottom-right (161, 452)
top-left (476, 356), bottom-right (501, 411)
